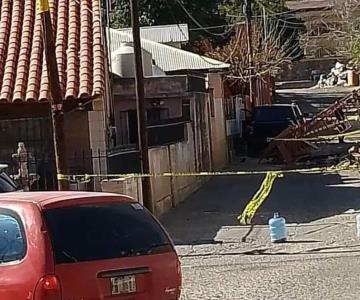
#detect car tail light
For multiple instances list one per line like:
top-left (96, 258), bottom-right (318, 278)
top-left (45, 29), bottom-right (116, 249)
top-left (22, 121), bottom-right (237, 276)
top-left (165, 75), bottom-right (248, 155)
top-left (34, 275), bottom-right (61, 300)
top-left (176, 258), bottom-right (182, 299)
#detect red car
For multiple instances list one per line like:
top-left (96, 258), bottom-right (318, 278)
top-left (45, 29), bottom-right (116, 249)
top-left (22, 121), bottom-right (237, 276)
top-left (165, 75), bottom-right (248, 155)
top-left (0, 192), bottom-right (181, 299)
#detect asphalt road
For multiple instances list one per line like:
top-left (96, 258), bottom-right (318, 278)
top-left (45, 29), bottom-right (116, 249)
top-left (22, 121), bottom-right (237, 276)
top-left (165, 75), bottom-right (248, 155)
top-left (162, 88), bottom-right (360, 300)
top-left (161, 160), bottom-right (360, 299)
top-left (180, 253), bottom-right (360, 300)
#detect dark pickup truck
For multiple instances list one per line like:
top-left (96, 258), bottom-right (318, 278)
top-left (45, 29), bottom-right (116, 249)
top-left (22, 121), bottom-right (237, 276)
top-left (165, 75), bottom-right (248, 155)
top-left (244, 104), bottom-right (305, 156)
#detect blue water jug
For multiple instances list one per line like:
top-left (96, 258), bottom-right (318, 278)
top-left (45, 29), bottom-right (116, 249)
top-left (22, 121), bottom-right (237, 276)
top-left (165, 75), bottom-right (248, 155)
top-left (268, 213), bottom-right (287, 243)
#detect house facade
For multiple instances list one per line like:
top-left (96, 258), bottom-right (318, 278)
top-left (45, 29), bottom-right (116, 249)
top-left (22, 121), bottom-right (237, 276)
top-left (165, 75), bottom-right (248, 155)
top-left (101, 27), bottom-right (231, 215)
top-left (103, 74), bottom-right (222, 215)
top-left (0, 0), bottom-right (107, 190)
top-left (0, 2), bottom-right (233, 216)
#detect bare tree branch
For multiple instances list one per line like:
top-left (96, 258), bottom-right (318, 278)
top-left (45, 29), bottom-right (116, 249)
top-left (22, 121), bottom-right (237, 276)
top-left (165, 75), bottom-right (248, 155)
top-left (205, 19), bottom-right (300, 81)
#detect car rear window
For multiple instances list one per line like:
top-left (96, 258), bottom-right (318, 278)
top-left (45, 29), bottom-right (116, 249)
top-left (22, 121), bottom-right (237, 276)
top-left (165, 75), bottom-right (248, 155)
top-left (254, 107), bottom-right (295, 122)
top-left (43, 203), bottom-right (172, 264)
top-left (0, 210), bottom-right (26, 263)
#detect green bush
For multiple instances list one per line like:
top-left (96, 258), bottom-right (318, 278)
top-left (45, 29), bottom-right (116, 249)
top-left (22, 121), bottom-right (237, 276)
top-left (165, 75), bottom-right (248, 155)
top-left (351, 36), bottom-right (360, 67)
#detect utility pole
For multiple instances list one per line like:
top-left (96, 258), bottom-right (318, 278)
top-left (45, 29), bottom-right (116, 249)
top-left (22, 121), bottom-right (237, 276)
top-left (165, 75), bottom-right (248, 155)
top-left (130, 0), bottom-right (153, 212)
top-left (245, 0), bottom-right (254, 106)
top-left (38, 0), bottom-right (69, 190)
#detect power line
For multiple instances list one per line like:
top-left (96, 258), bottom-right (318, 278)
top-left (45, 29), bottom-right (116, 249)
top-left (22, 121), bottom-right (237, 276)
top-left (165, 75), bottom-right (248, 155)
top-left (189, 24), bottom-right (242, 31)
top-left (163, 0), bottom-right (234, 67)
top-left (174, 0), bottom-right (235, 37)
top-left (163, 0), bottom-right (190, 41)
top-left (254, 0), bottom-right (290, 17)
top-left (227, 10), bottom-right (293, 19)
top-left (253, 0), bottom-right (307, 26)
top-left (71, 0), bottom-right (301, 77)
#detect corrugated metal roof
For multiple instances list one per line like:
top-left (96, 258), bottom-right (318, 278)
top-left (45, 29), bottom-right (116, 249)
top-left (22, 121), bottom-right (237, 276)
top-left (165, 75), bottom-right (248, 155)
top-left (117, 24), bottom-right (189, 44)
top-left (107, 28), bottom-right (229, 73)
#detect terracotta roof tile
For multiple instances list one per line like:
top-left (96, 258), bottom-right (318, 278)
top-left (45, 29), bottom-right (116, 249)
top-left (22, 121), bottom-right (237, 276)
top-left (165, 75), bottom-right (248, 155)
top-left (0, 0), bottom-right (105, 103)
top-left (13, 0), bottom-right (35, 101)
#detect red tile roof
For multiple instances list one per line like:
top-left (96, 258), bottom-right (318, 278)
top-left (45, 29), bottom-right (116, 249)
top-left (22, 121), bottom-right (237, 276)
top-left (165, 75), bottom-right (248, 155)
top-left (0, 0), bottom-right (105, 103)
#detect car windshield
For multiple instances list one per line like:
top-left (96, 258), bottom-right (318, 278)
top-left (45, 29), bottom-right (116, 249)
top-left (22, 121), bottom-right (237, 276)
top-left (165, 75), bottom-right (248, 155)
top-left (43, 203), bottom-right (171, 264)
top-left (0, 172), bottom-right (18, 193)
top-left (254, 107), bottom-right (295, 122)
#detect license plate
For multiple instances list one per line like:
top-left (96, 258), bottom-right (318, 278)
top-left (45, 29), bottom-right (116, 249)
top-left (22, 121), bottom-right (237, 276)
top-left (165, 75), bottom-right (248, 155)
top-left (111, 275), bottom-right (136, 295)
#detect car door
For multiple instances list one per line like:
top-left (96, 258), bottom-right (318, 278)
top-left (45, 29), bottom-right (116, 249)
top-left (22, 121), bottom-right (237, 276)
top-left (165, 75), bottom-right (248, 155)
top-left (0, 207), bottom-right (31, 299)
top-left (0, 203), bottom-right (49, 300)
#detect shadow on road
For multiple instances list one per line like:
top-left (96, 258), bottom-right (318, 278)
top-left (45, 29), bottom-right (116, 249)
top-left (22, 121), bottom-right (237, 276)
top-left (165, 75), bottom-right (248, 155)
top-left (160, 169), bottom-right (360, 245)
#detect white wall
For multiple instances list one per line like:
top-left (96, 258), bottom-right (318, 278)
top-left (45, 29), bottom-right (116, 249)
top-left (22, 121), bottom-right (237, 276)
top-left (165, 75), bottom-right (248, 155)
top-left (102, 123), bottom-right (206, 216)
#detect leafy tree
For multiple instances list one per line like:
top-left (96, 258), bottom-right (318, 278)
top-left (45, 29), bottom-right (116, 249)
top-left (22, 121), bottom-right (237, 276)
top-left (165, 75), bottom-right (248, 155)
top-left (219, 0), bottom-right (287, 21)
top-left (351, 37), bottom-right (360, 66)
top-left (110, 0), bottom-right (226, 29)
top-left (331, 0), bottom-right (360, 62)
top-left (109, 0), bottom-right (303, 65)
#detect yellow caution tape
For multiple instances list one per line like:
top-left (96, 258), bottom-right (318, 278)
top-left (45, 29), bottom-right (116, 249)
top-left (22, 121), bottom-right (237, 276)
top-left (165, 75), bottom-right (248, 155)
top-left (57, 173), bottom-right (92, 184)
top-left (56, 163), bottom-right (359, 182)
top-left (56, 164), bottom-right (358, 221)
top-left (238, 172), bottom-right (283, 225)
top-left (37, 0), bottom-right (49, 13)
top-left (57, 174), bottom-right (66, 181)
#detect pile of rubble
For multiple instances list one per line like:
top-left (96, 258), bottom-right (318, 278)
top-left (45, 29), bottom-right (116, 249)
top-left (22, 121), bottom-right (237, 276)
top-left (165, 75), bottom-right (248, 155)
top-left (262, 90), bottom-right (360, 164)
top-left (315, 62), bottom-right (358, 88)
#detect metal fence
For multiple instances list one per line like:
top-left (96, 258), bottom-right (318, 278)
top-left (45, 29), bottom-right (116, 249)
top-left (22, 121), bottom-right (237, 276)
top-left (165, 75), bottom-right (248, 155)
top-left (0, 147), bottom-right (146, 192)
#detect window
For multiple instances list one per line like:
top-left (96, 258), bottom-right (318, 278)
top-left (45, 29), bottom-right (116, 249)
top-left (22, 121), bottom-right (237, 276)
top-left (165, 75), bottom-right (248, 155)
top-left (44, 203), bottom-right (172, 264)
top-left (0, 210), bottom-right (26, 263)
top-left (147, 108), bottom-right (169, 124)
